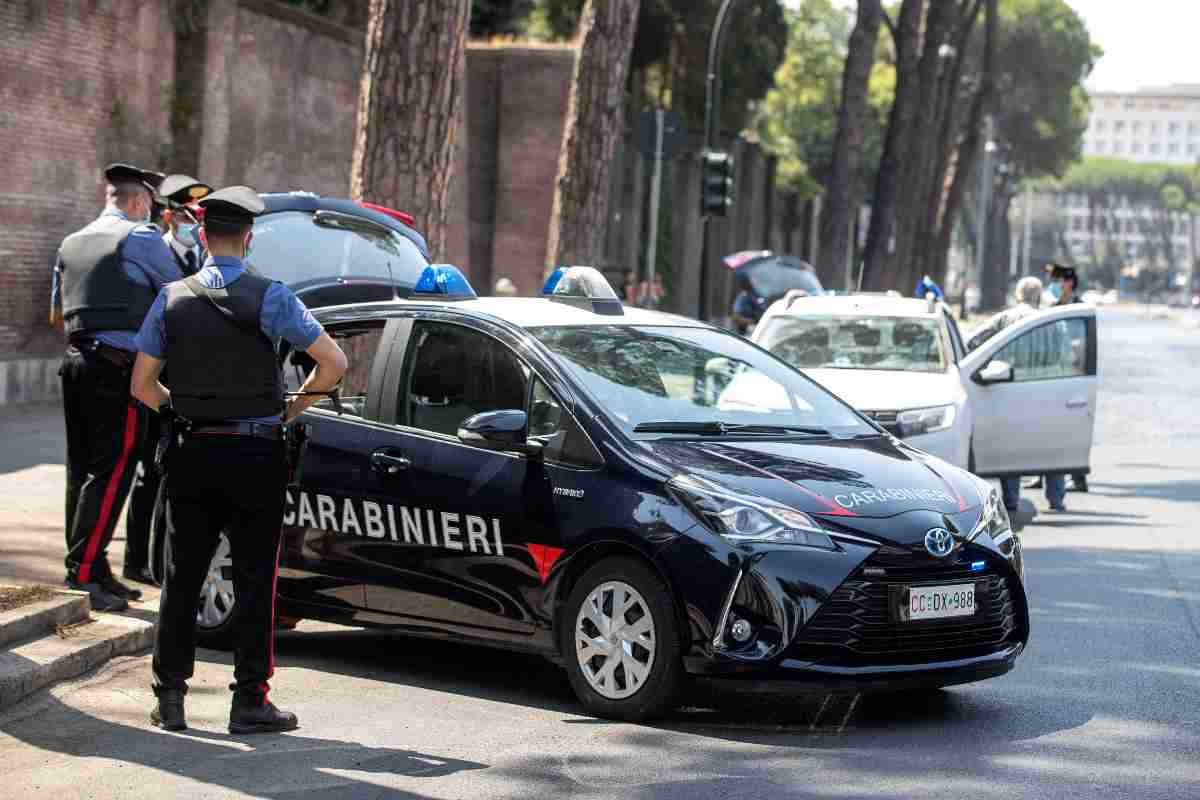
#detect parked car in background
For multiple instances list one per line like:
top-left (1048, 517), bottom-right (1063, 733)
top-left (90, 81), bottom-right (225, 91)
top-left (724, 251), bottom-right (824, 333)
top-left (754, 293), bottom-right (1099, 482)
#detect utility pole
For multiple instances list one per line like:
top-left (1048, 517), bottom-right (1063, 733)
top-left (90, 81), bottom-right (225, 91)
top-left (697, 0), bottom-right (747, 322)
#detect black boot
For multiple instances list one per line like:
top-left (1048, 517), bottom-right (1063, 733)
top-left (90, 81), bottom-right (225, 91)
top-left (65, 580), bottom-right (129, 612)
top-left (151, 689), bottom-right (187, 731)
top-left (98, 573), bottom-right (142, 601)
top-left (229, 700), bottom-right (299, 735)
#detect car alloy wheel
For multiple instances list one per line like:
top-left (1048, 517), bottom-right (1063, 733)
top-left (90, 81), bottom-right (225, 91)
top-left (561, 556), bottom-right (683, 721)
top-left (575, 580), bottom-right (657, 700)
top-left (198, 533), bottom-right (234, 630)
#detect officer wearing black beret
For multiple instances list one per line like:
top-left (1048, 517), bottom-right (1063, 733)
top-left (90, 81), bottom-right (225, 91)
top-left (132, 185), bottom-right (347, 734)
top-left (51, 162), bottom-right (182, 611)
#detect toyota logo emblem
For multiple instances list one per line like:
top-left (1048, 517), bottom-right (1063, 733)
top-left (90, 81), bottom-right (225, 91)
top-left (924, 527), bottom-right (955, 558)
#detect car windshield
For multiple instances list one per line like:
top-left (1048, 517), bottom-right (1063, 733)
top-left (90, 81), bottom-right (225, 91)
top-left (529, 325), bottom-right (872, 436)
top-left (759, 315), bottom-right (947, 373)
top-left (743, 259), bottom-right (824, 298)
top-left (249, 210), bottom-right (428, 293)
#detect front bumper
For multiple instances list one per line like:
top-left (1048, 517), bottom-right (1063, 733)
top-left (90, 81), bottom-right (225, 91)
top-left (687, 642), bottom-right (1023, 693)
top-left (659, 521), bottom-right (1029, 691)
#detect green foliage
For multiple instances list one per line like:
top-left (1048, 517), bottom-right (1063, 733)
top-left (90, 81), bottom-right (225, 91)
top-left (519, 0), bottom-right (787, 132)
top-left (992, 0), bottom-right (1099, 183)
top-left (752, 1), bottom-right (891, 198)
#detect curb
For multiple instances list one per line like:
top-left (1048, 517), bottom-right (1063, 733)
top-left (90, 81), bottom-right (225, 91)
top-left (0, 591), bottom-right (89, 650)
top-left (0, 611), bottom-right (155, 711)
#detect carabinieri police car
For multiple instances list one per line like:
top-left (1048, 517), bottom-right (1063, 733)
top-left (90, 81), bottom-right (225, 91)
top-left (182, 259), bottom-right (1028, 721)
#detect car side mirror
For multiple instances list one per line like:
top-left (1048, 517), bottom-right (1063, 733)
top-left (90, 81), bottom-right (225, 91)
top-left (458, 410), bottom-right (543, 457)
top-left (976, 359), bottom-right (1013, 385)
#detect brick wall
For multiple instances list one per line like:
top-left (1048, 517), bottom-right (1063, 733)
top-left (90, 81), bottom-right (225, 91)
top-left (0, 0), bottom-right (174, 356)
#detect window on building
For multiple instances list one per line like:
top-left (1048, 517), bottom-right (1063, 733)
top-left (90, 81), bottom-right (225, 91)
top-left (1149, 142), bottom-right (1160, 154)
top-left (1150, 121), bottom-right (1160, 134)
top-left (1095, 119), bottom-right (1108, 132)
top-left (1114, 120), bottom-right (1126, 133)
top-left (1169, 121), bottom-right (1180, 135)
top-left (1132, 141), bottom-right (1144, 154)
top-left (1189, 122), bottom-right (1199, 135)
top-left (1169, 142), bottom-right (1181, 155)
top-left (1096, 140), bottom-right (1108, 154)
top-left (1113, 140), bottom-right (1125, 154)
top-left (1072, 216), bottom-right (1083, 231)
top-left (1189, 143), bottom-right (1199, 157)
top-left (1132, 121), bottom-right (1143, 133)
top-left (1123, 98), bottom-right (1135, 110)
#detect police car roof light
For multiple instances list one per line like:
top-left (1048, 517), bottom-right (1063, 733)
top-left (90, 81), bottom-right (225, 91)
top-left (413, 264), bottom-right (477, 300)
top-left (541, 266), bottom-right (623, 316)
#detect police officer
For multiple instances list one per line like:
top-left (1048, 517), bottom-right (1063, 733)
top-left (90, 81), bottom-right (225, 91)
top-left (158, 174), bottom-right (211, 277)
top-left (121, 174), bottom-right (214, 585)
top-left (52, 163), bottom-right (183, 612)
top-left (131, 186), bottom-right (347, 734)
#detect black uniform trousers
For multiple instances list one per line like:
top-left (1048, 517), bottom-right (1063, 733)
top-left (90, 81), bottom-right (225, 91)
top-left (61, 345), bottom-right (147, 585)
top-left (153, 434), bottom-right (286, 707)
top-left (123, 410), bottom-right (161, 572)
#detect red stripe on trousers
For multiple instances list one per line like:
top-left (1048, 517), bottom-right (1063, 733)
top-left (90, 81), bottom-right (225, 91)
top-left (78, 404), bottom-right (138, 584)
top-left (263, 536), bottom-right (282, 704)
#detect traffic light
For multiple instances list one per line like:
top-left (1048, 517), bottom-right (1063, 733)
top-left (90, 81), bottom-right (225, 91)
top-left (701, 149), bottom-right (734, 217)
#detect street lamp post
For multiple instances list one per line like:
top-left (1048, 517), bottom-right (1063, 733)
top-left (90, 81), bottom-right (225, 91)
top-left (696, 0), bottom-right (748, 322)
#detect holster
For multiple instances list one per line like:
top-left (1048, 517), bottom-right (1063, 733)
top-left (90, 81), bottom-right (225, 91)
top-left (154, 412), bottom-right (189, 474)
top-left (284, 422), bottom-right (309, 484)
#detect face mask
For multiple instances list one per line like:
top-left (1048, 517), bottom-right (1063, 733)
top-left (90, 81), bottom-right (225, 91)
top-left (1048, 282), bottom-right (1063, 299)
top-left (175, 222), bottom-right (198, 248)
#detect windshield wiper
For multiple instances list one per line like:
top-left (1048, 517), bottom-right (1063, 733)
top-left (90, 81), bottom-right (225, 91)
top-left (633, 421), bottom-right (829, 436)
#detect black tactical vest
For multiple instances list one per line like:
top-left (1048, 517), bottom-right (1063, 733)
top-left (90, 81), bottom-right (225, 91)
top-left (164, 274), bottom-right (285, 421)
top-left (60, 220), bottom-right (158, 337)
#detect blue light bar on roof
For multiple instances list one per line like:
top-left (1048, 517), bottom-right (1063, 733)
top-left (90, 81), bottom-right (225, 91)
top-left (414, 264), bottom-right (476, 299)
top-left (541, 266), bottom-right (623, 316)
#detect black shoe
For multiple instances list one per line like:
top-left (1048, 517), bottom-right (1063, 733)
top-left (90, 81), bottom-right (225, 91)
top-left (65, 580), bottom-right (129, 612)
top-left (1069, 476), bottom-right (1088, 493)
top-left (229, 701), bottom-right (299, 735)
top-left (98, 573), bottom-right (142, 601)
top-left (122, 564), bottom-right (158, 586)
top-left (151, 690), bottom-right (187, 731)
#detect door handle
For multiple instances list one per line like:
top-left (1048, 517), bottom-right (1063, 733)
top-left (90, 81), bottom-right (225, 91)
top-left (370, 449), bottom-right (411, 475)
top-left (1065, 399), bottom-right (1088, 409)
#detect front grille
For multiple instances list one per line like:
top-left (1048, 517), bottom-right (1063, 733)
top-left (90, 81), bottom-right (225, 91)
top-left (792, 546), bottom-right (1019, 667)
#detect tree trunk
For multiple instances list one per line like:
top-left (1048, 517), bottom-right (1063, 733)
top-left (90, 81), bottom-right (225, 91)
top-left (892, 0), bottom-right (958, 294)
top-left (818, 0), bottom-right (882, 288)
top-left (350, 0), bottom-right (470, 259)
top-left (861, 0), bottom-right (923, 291)
top-left (545, 0), bottom-right (641, 269)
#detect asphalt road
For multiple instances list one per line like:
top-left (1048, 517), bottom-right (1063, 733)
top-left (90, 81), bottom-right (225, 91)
top-left (1, 307), bottom-right (1197, 799)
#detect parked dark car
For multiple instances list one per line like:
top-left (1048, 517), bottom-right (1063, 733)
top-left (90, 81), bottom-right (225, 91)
top-left (156, 264), bottom-right (1029, 721)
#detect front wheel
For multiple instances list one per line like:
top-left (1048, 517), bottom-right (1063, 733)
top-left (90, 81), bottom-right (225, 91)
top-left (561, 556), bottom-right (684, 721)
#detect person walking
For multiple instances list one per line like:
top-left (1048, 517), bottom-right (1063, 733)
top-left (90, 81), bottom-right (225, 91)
top-left (51, 163), bottom-right (182, 611)
top-left (121, 174), bottom-right (214, 586)
top-left (131, 186), bottom-right (347, 734)
top-left (1046, 262), bottom-right (1088, 495)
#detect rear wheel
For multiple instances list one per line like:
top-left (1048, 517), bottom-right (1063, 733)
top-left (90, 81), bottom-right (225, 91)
top-left (158, 527), bottom-right (237, 649)
top-left (561, 556), bottom-right (683, 721)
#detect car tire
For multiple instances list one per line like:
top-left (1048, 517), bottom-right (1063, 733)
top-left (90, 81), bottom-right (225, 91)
top-left (159, 527), bottom-right (237, 650)
top-left (560, 556), bottom-right (684, 722)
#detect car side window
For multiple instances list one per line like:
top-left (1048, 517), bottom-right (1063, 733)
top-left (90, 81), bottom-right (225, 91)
top-left (286, 321), bottom-right (387, 419)
top-left (528, 377), bottom-right (603, 468)
top-left (400, 322), bottom-right (530, 437)
top-left (995, 318), bottom-right (1088, 381)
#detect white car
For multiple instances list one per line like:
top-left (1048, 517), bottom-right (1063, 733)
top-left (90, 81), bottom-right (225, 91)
top-left (752, 293), bottom-right (1098, 480)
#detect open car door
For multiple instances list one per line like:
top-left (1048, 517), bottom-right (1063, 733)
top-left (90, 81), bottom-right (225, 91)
top-left (960, 305), bottom-right (1098, 477)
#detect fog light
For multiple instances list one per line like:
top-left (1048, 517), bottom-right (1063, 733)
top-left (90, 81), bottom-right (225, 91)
top-left (730, 617), bottom-right (753, 643)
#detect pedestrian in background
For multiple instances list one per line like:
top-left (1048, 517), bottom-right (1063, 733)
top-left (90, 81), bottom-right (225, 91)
top-left (51, 163), bottom-right (182, 611)
top-left (1046, 262), bottom-right (1088, 496)
top-left (132, 186), bottom-right (347, 734)
top-left (966, 276), bottom-right (1044, 513)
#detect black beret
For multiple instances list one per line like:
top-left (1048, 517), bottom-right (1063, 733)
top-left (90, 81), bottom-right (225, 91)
top-left (198, 185), bottom-right (265, 226)
top-left (104, 162), bottom-right (160, 192)
top-left (158, 174), bottom-right (212, 206)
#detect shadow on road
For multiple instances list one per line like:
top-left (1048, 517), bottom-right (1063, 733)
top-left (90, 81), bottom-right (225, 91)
top-left (1, 687), bottom-right (487, 799)
top-left (1089, 480), bottom-right (1200, 504)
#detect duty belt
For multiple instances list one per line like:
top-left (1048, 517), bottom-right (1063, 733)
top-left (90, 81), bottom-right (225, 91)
top-left (188, 422), bottom-right (283, 441)
top-left (69, 338), bottom-right (134, 369)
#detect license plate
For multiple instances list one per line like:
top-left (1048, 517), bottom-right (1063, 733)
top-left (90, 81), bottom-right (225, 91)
top-left (903, 583), bottom-right (976, 621)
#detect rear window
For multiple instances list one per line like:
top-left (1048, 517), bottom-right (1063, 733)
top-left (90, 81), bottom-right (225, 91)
top-left (249, 210), bottom-right (428, 295)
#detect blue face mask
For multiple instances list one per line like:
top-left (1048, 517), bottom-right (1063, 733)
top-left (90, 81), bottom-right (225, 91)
top-left (175, 222), bottom-right (198, 248)
top-left (1048, 282), bottom-right (1063, 300)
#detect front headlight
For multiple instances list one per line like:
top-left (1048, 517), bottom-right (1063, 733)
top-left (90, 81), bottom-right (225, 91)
top-left (971, 481), bottom-right (1024, 580)
top-left (669, 474), bottom-right (836, 549)
top-left (897, 404), bottom-right (956, 437)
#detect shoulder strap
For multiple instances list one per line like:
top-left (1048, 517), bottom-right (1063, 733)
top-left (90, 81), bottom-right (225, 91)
top-left (182, 275), bottom-right (271, 342)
